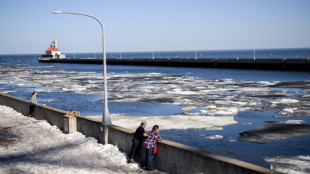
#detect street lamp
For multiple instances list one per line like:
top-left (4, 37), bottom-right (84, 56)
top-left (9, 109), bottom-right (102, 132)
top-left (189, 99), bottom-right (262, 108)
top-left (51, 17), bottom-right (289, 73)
top-left (52, 11), bottom-right (112, 144)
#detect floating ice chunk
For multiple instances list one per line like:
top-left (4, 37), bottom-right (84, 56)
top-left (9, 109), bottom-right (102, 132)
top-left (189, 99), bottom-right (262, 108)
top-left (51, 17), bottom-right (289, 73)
top-left (180, 91), bottom-right (198, 95)
top-left (62, 88), bottom-right (72, 91)
top-left (168, 89), bottom-right (198, 95)
top-left (205, 127), bottom-right (223, 130)
top-left (146, 72), bottom-right (162, 75)
top-left (71, 84), bottom-right (87, 91)
top-left (214, 107), bottom-right (238, 115)
top-left (88, 115), bottom-right (237, 131)
top-left (17, 83), bottom-right (25, 86)
top-left (270, 101), bottom-right (280, 107)
top-left (265, 155), bottom-right (310, 174)
top-left (207, 85), bottom-right (216, 89)
top-left (214, 100), bottom-right (231, 105)
top-left (46, 99), bottom-right (57, 102)
top-left (280, 99), bottom-right (299, 104)
top-left (248, 101), bottom-right (257, 106)
top-left (182, 99), bottom-right (192, 103)
top-left (275, 115), bottom-right (291, 118)
top-left (258, 81), bottom-right (276, 85)
top-left (200, 110), bottom-right (208, 114)
top-left (239, 123), bottom-right (310, 143)
top-left (231, 101), bottom-right (248, 106)
top-left (243, 122), bottom-right (252, 125)
top-left (228, 137), bottom-right (237, 142)
top-left (182, 106), bottom-right (197, 111)
top-left (239, 87), bottom-right (269, 92)
top-left (208, 135), bottom-right (224, 140)
top-left (205, 105), bottom-right (217, 110)
top-left (280, 120), bottom-right (305, 124)
top-left (283, 108), bottom-right (297, 113)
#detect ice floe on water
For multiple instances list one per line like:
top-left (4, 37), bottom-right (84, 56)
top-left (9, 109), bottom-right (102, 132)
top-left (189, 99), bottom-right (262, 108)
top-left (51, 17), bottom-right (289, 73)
top-left (1, 64), bottom-right (310, 171)
top-left (207, 135), bottom-right (224, 140)
top-left (0, 65), bottom-right (309, 118)
top-left (280, 120), bottom-right (305, 124)
top-left (205, 126), bottom-right (223, 130)
top-left (238, 122), bottom-right (310, 143)
top-left (280, 99), bottom-right (299, 104)
top-left (88, 114), bottom-right (237, 131)
top-left (0, 105), bottom-right (154, 174)
top-left (265, 155), bottom-right (310, 174)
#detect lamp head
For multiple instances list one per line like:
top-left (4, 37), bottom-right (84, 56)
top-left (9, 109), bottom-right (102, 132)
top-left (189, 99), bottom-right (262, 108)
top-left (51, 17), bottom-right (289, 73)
top-left (52, 11), bottom-right (63, 14)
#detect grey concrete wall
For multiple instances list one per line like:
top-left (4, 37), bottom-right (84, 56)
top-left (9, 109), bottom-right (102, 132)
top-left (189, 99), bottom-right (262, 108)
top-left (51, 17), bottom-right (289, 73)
top-left (0, 93), bottom-right (76, 134)
top-left (0, 93), bottom-right (281, 174)
top-left (0, 93), bottom-right (30, 116)
top-left (76, 116), bottom-right (280, 174)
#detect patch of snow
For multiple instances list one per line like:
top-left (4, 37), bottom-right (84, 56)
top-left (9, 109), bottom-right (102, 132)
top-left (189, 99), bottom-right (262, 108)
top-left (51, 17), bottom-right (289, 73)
top-left (0, 105), bottom-right (151, 174)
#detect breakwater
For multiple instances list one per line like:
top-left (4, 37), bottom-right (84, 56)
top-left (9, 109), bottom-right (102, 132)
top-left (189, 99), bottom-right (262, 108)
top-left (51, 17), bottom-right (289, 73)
top-left (39, 57), bottom-right (310, 71)
top-left (0, 93), bottom-right (280, 174)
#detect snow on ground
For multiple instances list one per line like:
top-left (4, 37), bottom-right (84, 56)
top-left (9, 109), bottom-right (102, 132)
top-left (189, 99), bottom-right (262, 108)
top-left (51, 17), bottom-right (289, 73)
top-left (0, 105), bottom-right (164, 174)
top-left (88, 114), bottom-right (237, 131)
top-left (265, 155), bottom-right (310, 174)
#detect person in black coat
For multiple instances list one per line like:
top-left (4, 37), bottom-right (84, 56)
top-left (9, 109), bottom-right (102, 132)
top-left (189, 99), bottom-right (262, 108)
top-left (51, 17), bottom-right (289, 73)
top-left (128, 121), bottom-right (148, 163)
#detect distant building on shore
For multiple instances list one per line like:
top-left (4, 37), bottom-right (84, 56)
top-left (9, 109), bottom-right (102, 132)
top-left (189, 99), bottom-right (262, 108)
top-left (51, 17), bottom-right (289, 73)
top-left (39, 39), bottom-right (66, 60)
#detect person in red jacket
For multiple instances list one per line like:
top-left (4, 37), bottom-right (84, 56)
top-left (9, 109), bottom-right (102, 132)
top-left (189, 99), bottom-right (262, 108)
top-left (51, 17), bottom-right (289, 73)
top-left (143, 125), bottom-right (162, 171)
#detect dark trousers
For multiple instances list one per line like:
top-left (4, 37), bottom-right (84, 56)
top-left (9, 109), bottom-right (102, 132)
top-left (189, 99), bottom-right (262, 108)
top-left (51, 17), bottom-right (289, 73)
top-left (28, 103), bottom-right (35, 116)
top-left (128, 139), bottom-right (140, 161)
top-left (145, 147), bottom-right (153, 170)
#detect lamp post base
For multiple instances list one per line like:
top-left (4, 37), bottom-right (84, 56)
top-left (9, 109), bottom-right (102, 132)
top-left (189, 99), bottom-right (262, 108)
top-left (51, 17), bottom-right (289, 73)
top-left (101, 125), bottom-right (109, 145)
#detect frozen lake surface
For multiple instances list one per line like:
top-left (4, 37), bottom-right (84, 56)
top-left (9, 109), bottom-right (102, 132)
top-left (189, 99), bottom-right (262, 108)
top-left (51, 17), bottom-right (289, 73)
top-left (1, 54), bottom-right (310, 173)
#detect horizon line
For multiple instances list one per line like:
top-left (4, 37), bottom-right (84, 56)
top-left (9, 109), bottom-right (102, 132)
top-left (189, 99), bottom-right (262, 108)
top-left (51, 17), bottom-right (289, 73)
top-left (1, 47), bottom-right (310, 56)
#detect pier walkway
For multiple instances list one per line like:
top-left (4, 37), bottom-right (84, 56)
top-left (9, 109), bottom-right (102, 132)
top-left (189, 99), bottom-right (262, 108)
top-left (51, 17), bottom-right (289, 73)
top-left (39, 57), bottom-right (310, 71)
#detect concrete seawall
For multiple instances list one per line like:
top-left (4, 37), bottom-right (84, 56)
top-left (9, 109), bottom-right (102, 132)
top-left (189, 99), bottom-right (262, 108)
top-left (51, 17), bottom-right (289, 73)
top-left (39, 57), bottom-right (310, 71)
top-left (0, 93), bottom-right (281, 174)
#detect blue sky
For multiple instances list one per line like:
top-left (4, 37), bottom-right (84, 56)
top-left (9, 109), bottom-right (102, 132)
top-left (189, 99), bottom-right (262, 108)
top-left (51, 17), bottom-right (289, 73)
top-left (0, 0), bottom-right (309, 54)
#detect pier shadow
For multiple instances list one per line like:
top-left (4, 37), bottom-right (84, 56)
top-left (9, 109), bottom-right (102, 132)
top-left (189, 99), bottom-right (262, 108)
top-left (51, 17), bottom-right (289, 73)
top-left (0, 140), bottom-right (136, 173)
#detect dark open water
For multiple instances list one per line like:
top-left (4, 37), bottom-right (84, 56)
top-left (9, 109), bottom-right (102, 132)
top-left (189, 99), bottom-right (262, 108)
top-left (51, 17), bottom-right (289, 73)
top-left (1, 48), bottom-right (310, 169)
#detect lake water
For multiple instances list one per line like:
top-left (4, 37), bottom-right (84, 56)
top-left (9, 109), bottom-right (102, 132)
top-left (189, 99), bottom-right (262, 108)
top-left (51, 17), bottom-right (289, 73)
top-left (1, 49), bottom-right (310, 170)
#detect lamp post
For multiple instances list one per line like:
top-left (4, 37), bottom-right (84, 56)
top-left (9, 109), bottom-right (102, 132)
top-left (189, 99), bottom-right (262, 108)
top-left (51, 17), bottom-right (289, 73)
top-left (52, 11), bottom-right (111, 144)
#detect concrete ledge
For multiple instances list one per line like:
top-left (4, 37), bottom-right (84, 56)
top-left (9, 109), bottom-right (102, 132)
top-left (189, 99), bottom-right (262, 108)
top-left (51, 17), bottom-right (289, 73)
top-left (0, 93), bottom-right (30, 116)
top-left (0, 93), bottom-right (281, 174)
top-left (38, 57), bottom-right (310, 71)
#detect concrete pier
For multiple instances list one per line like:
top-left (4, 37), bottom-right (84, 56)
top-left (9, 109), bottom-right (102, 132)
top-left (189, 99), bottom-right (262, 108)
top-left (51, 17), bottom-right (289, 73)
top-left (38, 57), bottom-right (310, 71)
